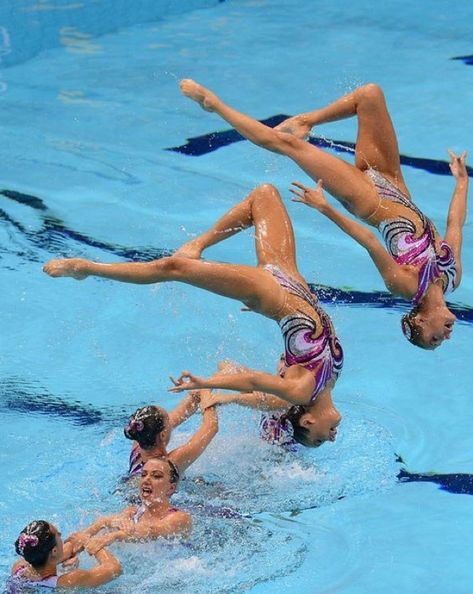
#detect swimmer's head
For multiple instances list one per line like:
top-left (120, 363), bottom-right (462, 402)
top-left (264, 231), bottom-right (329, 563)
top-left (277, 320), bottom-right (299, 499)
top-left (281, 405), bottom-right (341, 448)
top-left (401, 306), bottom-right (456, 350)
top-left (124, 405), bottom-right (170, 450)
top-left (15, 521), bottom-right (63, 568)
top-left (140, 458), bottom-right (178, 504)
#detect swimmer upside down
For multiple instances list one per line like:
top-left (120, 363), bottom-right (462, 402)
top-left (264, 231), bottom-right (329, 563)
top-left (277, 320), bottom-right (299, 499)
top-left (44, 183), bottom-right (342, 447)
top-left (180, 79), bottom-right (469, 350)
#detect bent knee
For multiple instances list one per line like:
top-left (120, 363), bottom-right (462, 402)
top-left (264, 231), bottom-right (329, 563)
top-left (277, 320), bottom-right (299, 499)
top-left (357, 83), bottom-right (386, 106)
top-left (253, 183), bottom-right (283, 206)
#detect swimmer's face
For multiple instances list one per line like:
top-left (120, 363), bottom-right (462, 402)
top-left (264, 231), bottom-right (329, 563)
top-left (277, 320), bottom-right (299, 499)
top-left (300, 407), bottom-right (342, 448)
top-left (140, 459), bottom-right (174, 503)
top-left (276, 354), bottom-right (287, 375)
top-left (415, 309), bottom-right (456, 349)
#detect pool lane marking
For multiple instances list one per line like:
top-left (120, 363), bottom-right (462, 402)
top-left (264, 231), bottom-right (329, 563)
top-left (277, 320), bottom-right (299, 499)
top-left (166, 114), bottom-right (473, 178)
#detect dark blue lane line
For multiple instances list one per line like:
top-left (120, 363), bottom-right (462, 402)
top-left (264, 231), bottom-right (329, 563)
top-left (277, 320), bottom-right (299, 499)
top-left (0, 379), bottom-right (127, 427)
top-left (398, 468), bottom-right (473, 495)
top-left (0, 189), bottom-right (172, 262)
top-left (166, 116), bottom-right (473, 178)
top-left (451, 54), bottom-right (473, 66)
top-left (1, 189), bottom-right (473, 322)
top-left (310, 284), bottom-right (473, 323)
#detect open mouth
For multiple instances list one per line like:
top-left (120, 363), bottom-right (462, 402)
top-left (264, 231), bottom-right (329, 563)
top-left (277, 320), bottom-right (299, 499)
top-left (141, 485), bottom-right (153, 497)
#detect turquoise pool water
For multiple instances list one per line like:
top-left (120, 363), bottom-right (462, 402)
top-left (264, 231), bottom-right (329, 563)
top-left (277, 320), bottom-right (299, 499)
top-left (1, 1), bottom-right (472, 593)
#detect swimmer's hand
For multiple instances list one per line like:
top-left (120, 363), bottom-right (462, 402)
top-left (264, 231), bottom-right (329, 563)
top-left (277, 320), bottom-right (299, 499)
top-left (65, 532), bottom-right (88, 555)
top-left (169, 371), bottom-right (209, 393)
top-left (448, 149), bottom-right (468, 180)
top-left (85, 534), bottom-right (115, 556)
top-left (274, 114), bottom-right (312, 140)
top-left (199, 392), bottom-right (234, 409)
top-left (290, 180), bottom-right (328, 211)
top-left (198, 390), bottom-right (216, 411)
top-left (61, 555), bottom-right (80, 571)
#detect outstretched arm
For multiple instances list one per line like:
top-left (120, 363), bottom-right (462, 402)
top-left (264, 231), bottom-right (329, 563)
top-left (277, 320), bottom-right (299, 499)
top-left (84, 511), bottom-right (192, 555)
top-left (169, 368), bottom-right (315, 406)
top-left (169, 392), bottom-right (219, 473)
top-left (290, 181), bottom-right (417, 298)
top-left (200, 390), bottom-right (288, 411)
top-left (445, 150), bottom-right (469, 287)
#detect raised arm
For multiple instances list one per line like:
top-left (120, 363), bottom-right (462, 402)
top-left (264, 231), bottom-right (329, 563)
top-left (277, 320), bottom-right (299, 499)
top-left (57, 548), bottom-right (122, 588)
top-left (169, 367), bottom-right (315, 406)
top-left (168, 391), bottom-right (201, 428)
top-left (445, 150), bottom-right (469, 286)
top-left (169, 391), bottom-right (219, 473)
top-left (290, 181), bottom-right (417, 298)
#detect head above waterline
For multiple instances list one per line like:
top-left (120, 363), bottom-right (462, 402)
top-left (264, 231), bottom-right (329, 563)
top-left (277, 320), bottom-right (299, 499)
top-left (140, 458), bottom-right (179, 504)
top-left (401, 306), bottom-right (456, 350)
top-left (281, 403), bottom-right (342, 448)
top-left (124, 405), bottom-right (170, 450)
top-left (15, 521), bottom-right (63, 569)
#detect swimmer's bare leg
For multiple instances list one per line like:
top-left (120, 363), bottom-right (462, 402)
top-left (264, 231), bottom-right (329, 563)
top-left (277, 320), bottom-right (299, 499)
top-left (174, 184), bottom-right (301, 278)
top-left (43, 256), bottom-right (286, 318)
top-left (286, 84), bottom-right (405, 184)
top-left (180, 79), bottom-right (378, 220)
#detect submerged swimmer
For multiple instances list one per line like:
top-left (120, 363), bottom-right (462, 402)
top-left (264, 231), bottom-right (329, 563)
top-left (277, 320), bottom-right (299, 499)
top-left (68, 458), bottom-right (191, 555)
top-left (44, 184), bottom-right (343, 447)
top-left (125, 390), bottom-right (218, 479)
top-left (180, 80), bottom-right (469, 349)
top-left (9, 521), bottom-right (121, 590)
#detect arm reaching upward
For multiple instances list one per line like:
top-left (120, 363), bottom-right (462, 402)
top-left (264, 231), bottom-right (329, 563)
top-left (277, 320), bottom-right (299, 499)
top-left (169, 390), bottom-right (219, 473)
top-left (168, 391), bottom-right (202, 428)
top-left (445, 149), bottom-right (469, 287)
top-left (290, 180), bottom-right (417, 298)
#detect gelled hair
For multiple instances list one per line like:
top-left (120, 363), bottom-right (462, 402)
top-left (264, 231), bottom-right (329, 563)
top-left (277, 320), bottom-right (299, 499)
top-left (279, 406), bottom-right (313, 447)
top-left (124, 406), bottom-right (167, 450)
top-left (167, 459), bottom-right (180, 485)
top-left (401, 307), bottom-right (429, 349)
top-left (15, 521), bottom-right (56, 568)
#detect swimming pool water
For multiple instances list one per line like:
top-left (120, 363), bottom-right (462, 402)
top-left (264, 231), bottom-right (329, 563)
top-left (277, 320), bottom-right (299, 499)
top-left (1, 1), bottom-right (472, 593)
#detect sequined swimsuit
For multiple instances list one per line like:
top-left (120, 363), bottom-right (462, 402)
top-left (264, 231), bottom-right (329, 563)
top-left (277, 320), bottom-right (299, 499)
top-left (366, 169), bottom-right (457, 305)
top-left (264, 264), bottom-right (343, 402)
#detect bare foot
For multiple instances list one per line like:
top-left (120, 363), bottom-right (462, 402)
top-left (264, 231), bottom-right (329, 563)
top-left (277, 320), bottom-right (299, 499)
top-left (274, 114), bottom-right (313, 140)
top-left (173, 239), bottom-right (204, 260)
top-left (43, 258), bottom-right (89, 280)
top-left (180, 79), bottom-right (218, 112)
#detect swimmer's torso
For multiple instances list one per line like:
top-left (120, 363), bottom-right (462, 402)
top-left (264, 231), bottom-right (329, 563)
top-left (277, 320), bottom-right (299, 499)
top-left (365, 169), bottom-right (457, 304)
top-left (264, 265), bottom-right (344, 401)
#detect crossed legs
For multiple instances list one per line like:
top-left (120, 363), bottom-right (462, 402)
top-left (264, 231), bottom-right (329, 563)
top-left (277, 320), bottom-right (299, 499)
top-left (180, 81), bottom-right (408, 219)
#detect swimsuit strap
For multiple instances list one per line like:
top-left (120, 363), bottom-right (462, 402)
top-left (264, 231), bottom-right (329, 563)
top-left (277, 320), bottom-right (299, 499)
top-left (128, 444), bottom-right (143, 477)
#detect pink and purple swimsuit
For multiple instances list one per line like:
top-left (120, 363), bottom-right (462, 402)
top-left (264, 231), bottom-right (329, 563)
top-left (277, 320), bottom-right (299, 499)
top-left (366, 169), bottom-right (457, 305)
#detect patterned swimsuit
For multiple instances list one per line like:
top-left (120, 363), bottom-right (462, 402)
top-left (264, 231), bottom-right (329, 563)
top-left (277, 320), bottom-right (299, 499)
top-left (264, 264), bottom-right (344, 401)
top-left (366, 169), bottom-right (457, 305)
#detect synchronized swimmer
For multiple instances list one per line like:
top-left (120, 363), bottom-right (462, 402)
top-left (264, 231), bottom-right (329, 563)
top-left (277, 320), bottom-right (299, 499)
top-left (180, 80), bottom-right (468, 349)
top-left (11, 79), bottom-right (468, 589)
